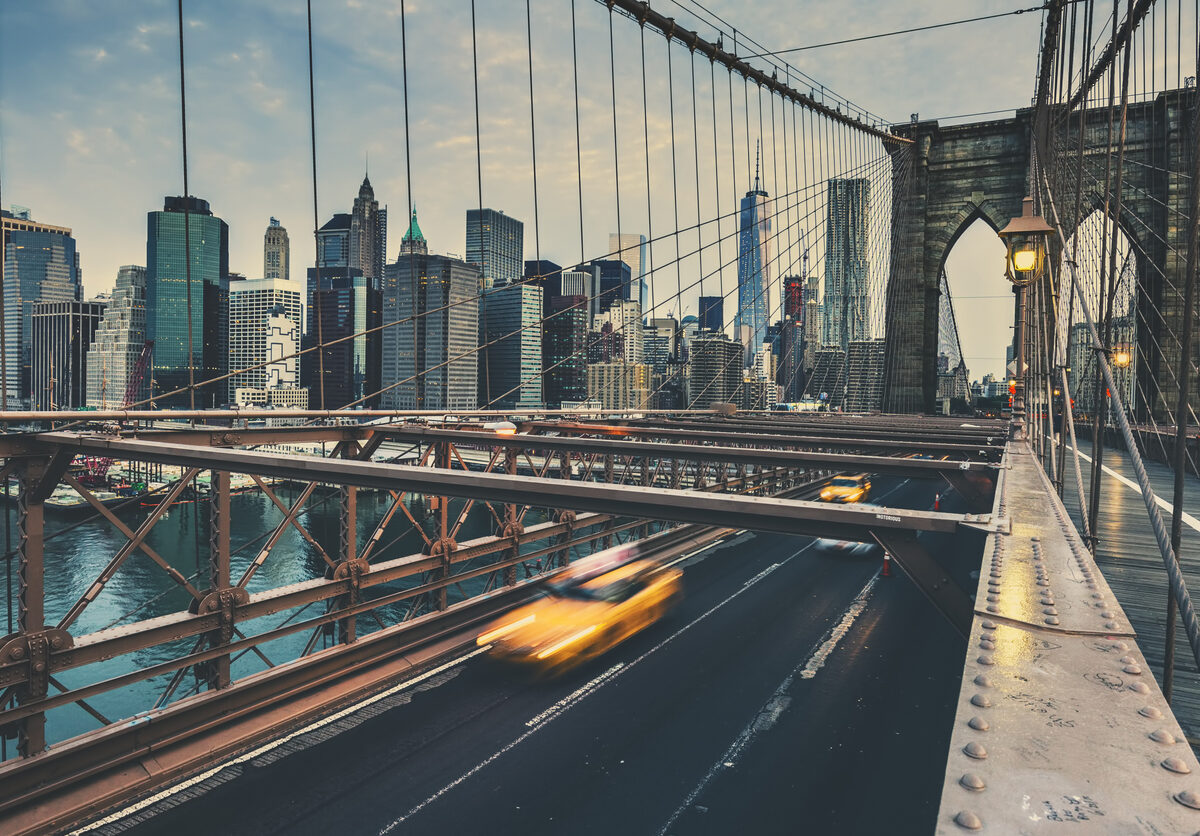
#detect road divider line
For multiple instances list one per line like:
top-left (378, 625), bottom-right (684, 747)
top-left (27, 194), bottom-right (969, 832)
top-left (656, 571), bottom-right (881, 836)
top-left (74, 646), bottom-right (492, 834)
top-left (379, 542), bottom-right (817, 833)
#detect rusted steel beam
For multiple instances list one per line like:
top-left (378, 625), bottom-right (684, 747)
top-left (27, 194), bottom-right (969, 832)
top-left (521, 421), bottom-right (1004, 458)
top-left (16, 458), bottom-right (47, 756)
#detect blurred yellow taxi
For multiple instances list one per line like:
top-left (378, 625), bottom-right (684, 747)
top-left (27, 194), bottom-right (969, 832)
top-left (819, 473), bottom-right (871, 503)
top-left (477, 544), bottom-right (682, 673)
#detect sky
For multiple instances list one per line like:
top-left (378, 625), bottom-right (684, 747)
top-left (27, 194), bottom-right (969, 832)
top-left (0, 0), bottom-right (1046, 382)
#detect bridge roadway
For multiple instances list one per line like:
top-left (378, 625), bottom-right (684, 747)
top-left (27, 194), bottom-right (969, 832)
top-left (85, 477), bottom-right (967, 835)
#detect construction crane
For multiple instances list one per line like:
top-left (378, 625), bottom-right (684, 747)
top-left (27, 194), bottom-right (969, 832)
top-left (82, 340), bottom-right (153, 485)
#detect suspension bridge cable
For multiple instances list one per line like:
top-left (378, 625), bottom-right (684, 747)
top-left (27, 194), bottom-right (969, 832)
top-left (176, 0), bottom-right (195, 413)
top-left (306, 0), bottom-right (325, 410)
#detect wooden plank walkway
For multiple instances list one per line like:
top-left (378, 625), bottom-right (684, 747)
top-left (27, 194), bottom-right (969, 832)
top-left (1059, 438), bottom-right (1200, 738)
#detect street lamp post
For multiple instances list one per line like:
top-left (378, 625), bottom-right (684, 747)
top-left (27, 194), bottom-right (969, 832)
top-left (998, 196), bottom-right (1055, 440)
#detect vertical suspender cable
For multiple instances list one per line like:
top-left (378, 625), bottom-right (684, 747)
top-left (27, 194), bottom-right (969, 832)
top-left (571, 0), bottom-right (586, 266)
top-left (525, 0), bottom-right (542, 270)
top-left (400, 0), bottom-right (417, 408)
top-left (666, 34), bottom-right (682, 319)
top-left (639, 21), bottom-right (656, 322)
top-left (306, 0), bottom-right (325, 410)
top-left (177, 0), bottom-right (195, 413)
top-left (471, 0), bottom-right (490, 405)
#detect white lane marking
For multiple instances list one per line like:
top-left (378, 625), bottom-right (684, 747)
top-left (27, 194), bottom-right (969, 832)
top-left (1060, 441), bottom-right (1200, 533)
top-left (73, 646), bottom-right (492, 834)
top-left (379, 542), bottom-right (817, 833)
top-left (656, 571), bottom-right (881, 836)
top-left (800, 574), bottom-right (879, 680)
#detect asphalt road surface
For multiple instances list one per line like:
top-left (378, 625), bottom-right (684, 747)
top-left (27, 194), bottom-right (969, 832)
top-left (91, 476), bottom-right (970, 836)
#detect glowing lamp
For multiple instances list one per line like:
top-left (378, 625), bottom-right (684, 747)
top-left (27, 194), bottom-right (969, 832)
top-left (997, 197), bottom-right (1054, 285)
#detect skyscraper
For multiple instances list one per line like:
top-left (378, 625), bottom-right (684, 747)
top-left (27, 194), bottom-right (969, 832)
top-left (350, 175), bottom-right (387, 286)
top-left (467, 209), bottom-right (524, 289)
top-left (590, 259), bottom-right (633, 315)
top-left (822, 178), bottom-right (871, 352)
top-left (609, 232), bottom-right (648, 314)
top-left (145, 196), bottom-right (229, 409)
top-left (735, 156), bottom-right (772, 366)
top-left (305, 272), bottom-right (380, 408)
top-left (2, 207), bottom-right (81, 407)
top-left (228, 278), bottom-right (305, 403)
top-left (543, 294), bottom-right (588, 407)
top-left (698, 296), bottom-right (724, 334)
top-left (383, 215), bottom-right (481, 411)
top-left (31, 299), bottom-right (105, 410)
top-left (561, 265), bottom-right (601, 321)
top-left (688, 333), bottom-right (743, 408)
top-left (480, 280), bottom-right (543, 410)
top-left (87, 265), bottom-right (148, 408)
top-left (264, 217), bottom-right (290, 280)
top-left (593, 299), bottom-right (643, 363)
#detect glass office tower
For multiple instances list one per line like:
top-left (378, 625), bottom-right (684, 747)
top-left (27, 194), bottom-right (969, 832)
top-left (145, 196), bottom-right (229, 409)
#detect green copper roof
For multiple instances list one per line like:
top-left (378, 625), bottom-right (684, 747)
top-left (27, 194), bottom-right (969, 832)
top-left (402, 207), bottom-right (425, 242)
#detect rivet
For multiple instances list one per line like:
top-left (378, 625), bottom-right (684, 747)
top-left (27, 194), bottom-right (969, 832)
top-left (959, 773), bottom-right (986, 792)
top-left (986, 605), bottom-right (1000, 613)
top-left (971, 694), bottom-right (992, 708)
top-left (977, 655), bottom-right (994, 666)
top-left (980, 620), bottom-right (997, 630)
top-left (1140, 706), bottom-right (1165, 719)
top-left (979, 639), bottom-right (995, 651)
top-left (1043, 607), bottom-right (1059, 616)
top-left (1045, 616), bottom-right (1060, 625)
top-left (1151, 729), bottom-right (1177, 745)
top-left (1130, 682), bottom-right (1151, 694)
top-left (1040, 597), bottom-right (1055, 606)
top-left (1105, 622), bottom-right (1118, 630)
top-left (980, 631), bottom-right (996, 643)
top-left (1093, 593), bottom-right (1104, 599)
top-left (1124, 664), bottom-right (1142, 675)
top-left (1163, 757), bottom-right (1192, 774)
top-left (1031, 536), bottom-right (1040, 543)
top-left (968, 716), bottom-right (990, 731)
top-left (1119, 656), bottom-right (1136, 665)
top-left (954, 810), bottom-right (983, 830)
top-left (1101, 611), bottom-right (1115, 619)
top-left (1173, 789), bottom-right (1200, 810)
top-left (1037, 579), bottom-right (1050, 587)
top-left (963, 741), bottom-right (988, 760)
top-left (1113, 641), bottom-right (1129, 651)
top-left (986, 594), bottom-right (999, 602)
top-left (973, 675), bottom-right (993, 688)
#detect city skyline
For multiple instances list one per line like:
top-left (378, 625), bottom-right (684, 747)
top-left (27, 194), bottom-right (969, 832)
top-left (1, 1), bottom-right (1043, 380)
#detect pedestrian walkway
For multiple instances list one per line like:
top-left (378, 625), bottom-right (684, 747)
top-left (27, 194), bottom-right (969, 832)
top-left (1059, 438), bottom-right (1200, 738)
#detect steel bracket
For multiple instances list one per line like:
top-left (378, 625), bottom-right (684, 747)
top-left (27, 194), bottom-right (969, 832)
top-left (332, 557), bottom-right (370, 592)
top-left (0, 629), bottom-right (72, 697)
top-left (425, 537), bottom-right (458, 558)
top-left (196, 588), bottom-right (250, 644)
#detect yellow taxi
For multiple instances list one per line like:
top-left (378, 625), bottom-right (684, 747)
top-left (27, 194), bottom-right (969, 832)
top-left (819, 473), bottom-right (872, 503)
top-left (476, 544), bottom-right (682, 673)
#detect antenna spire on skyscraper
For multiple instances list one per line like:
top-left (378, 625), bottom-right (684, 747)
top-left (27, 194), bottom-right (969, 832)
top-left (754, 140), bottom-right (761, 191)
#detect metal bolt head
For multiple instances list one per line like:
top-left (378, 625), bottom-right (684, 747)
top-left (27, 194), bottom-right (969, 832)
top-left (1113, 641), bottom-right (1129, 651)
top-left (963, 741), bottom-right (988, 760)
top-left (954, 810), bottom-right (983, 831)
top-left (973, 675), bottom-right (993, 688)
top-left (977, 655), bottom-right (995, 666)
top-left (1140, 706), bottom-right (1165, 719)
top-left (1119, 656), bottom-right (1136, 665)
top-left (1124, 664), bottom-right (1142, 675)
top-left (1150, 729), bottom-right (1177, 745)
top-left (1044, 616), bottom-right (1060, 626)
top-left (980, 619), bottom-right (997, 630)
top-left (979, 639), bottom-right (995, 651)
top-left (1105, 621), bottom-right (1118, 630)
top-left (1129, 682), bottom-right (1151, 694)
top-left (1043, 607), bottom-right (1058, 616)
top-left (986, 605), bottom-right (1000, 614)
top-left (1163, 757), bottom-right (1192, 774)
top-left (959, 773), bottom-right (986, 792)
top-left (970, 693), bottom-right (992, 708)
top-left (968, 716), bottom-right (990, 732)
top-left (1173, 790), bottom-right (1200, 810)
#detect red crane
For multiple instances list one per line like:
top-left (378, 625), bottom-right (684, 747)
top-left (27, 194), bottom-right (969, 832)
top-left (83, 340), bottom-right (154, 484)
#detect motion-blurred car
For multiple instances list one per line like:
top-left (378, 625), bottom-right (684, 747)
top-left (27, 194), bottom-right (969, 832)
top-left (813, 537), bottom-right (880, 557)
top-left (476, 544), bottom-right (683, 674)
top-left (819, 473), bottom-right (872, 503)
